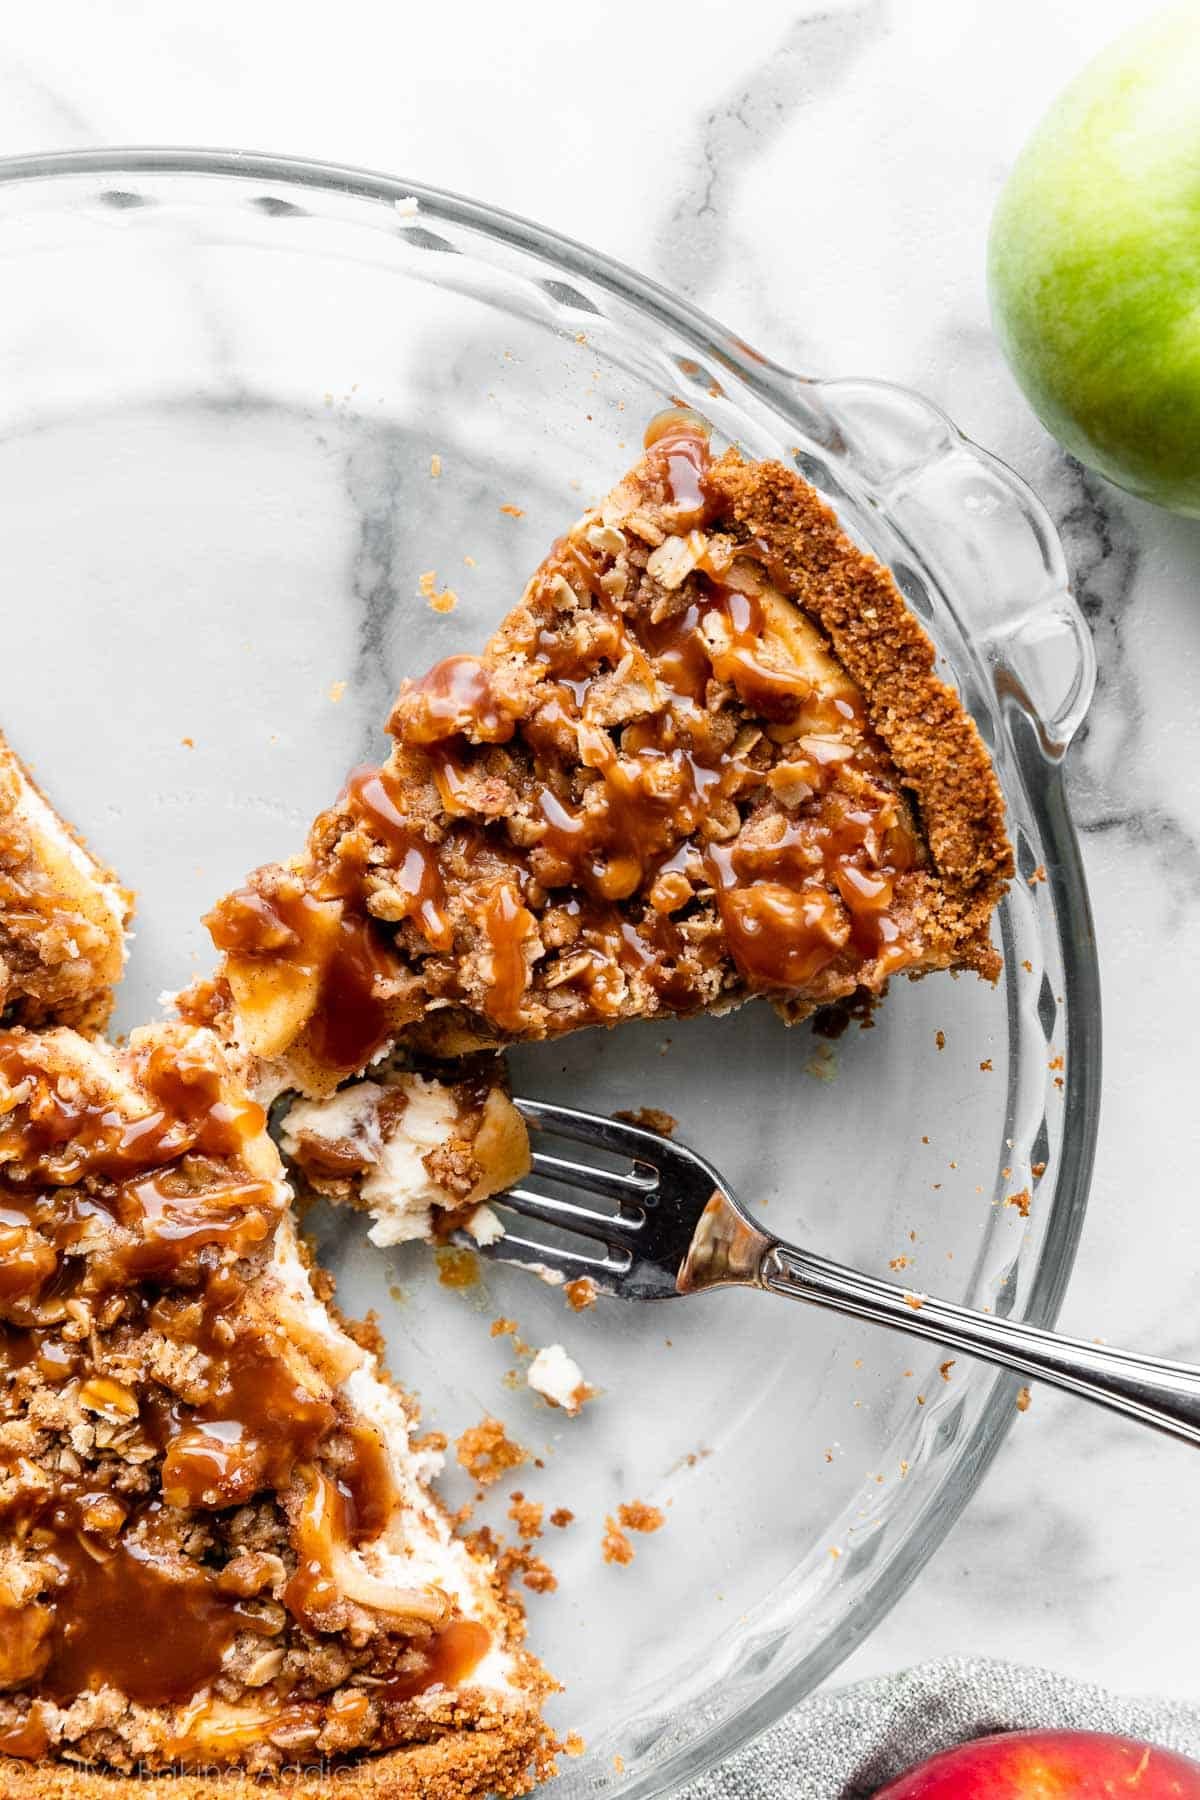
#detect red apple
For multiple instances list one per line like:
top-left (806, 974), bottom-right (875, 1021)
top-left (874, 1730), bottom-right (1200, 1799)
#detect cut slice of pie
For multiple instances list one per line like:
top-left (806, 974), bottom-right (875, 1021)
top-left (183, 413), bottom-right (1011, 1099)
top-left (0, 1023), bottom-right (552, 1794)
top-left (0, 731), bottom-right (132, 1034)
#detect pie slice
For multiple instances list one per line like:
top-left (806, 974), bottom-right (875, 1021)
top-left (183, 413), bottom-right (1011, 1098)
top-left (0, 731), bottom-right (132, 1034)
top-left (0, 1022), bottom-right (552, 1794)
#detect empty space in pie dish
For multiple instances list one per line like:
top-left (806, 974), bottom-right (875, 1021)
top-left (0, 156), bottom-right (1093, 1797)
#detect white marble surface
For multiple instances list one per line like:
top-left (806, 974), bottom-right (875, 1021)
top-left (3, 0), bottom-right (1198, 1713)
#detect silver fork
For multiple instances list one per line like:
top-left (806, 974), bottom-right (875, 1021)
top-left (471, 1098), bottom-right (1200, 1447)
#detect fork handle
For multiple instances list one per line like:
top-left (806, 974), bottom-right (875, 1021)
top-left (762, 1242), bottom-right (1200, 1447)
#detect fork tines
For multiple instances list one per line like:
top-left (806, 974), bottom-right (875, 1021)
top-left (474, 1099), bottom-right (662, 1280)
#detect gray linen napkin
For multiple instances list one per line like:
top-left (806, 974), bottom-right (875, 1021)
top-left (681, 1658), bottom-right (1200, 1799)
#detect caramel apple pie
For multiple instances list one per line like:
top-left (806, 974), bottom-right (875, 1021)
top-left (0, 1024), bottom-right (552, 1795)
top-left (183, 414), bottom-right (1011, 1099)
top-left (0, 732), bottom-right (131, 1035)
top-left (0, 413), bottom-right (1014, 1794)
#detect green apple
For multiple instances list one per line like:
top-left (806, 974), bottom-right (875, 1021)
top-left (988, 4), bottom-right (1200, 515)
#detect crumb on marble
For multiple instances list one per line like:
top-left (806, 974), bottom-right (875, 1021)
top-left (601, 1501), bottom-right (663, 1568)
top-left (419, 569), bottom-right (458, 613)
top-left (456, 1416), bottom-right (527, 1485)
top-left (602, 1518), bottom-right (634, 1566)
top-left (507, 1492), bottom-right (544, 1541)
top-left (618, 1500), bottom-right (665, 1534)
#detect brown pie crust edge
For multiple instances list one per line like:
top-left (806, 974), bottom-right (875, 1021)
top-left (0, 1697), bottom-right (550, 1799)
top-left (704, 451), bottom-right (1013, 975)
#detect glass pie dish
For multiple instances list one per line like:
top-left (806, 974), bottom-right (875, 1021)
top-left (0, 151), bottom-right (1100, 1795)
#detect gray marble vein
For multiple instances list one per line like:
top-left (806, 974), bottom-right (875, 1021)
top-left (652, 3), bottom-right (885, 303)
top-left (1048, 457), bottom-right (1200, 900)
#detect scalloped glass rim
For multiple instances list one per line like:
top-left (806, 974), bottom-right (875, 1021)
top-left (0, 149), bottom-right (1103, 1797)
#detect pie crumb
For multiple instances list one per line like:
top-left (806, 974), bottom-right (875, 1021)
top-left (1006, 1188), bottom-right (1032, 1218)
top-left (418, 569), bottom-right (458, 614)
top-left (613, 1106), bottom-right (677, 1136)
top-left (498, 1541), bottom-right (557, 1594)
top-left (602, 1518), bottom-right (635, 1565)
top-left (549, 1507), bottom-right (575, 1529)
top-left (528, 1344), bottom-right (594, 1415)
top-left (507, 1492), bottom-right (544, 1541)
top-left (456, 1416), bottom-right (527, 1485)
top-left (618, 1500), bottom-right (665, 1534)
top-left (603, 1500), bottom-right (665, 1565)
top-left (564, 1277), bottom-right (597, 1312)
top-left (1016, 1385), bottom-right (1033, 1413)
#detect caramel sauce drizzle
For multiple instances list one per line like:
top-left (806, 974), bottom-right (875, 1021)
top-left (343, 764), bottom-right (454, 952)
